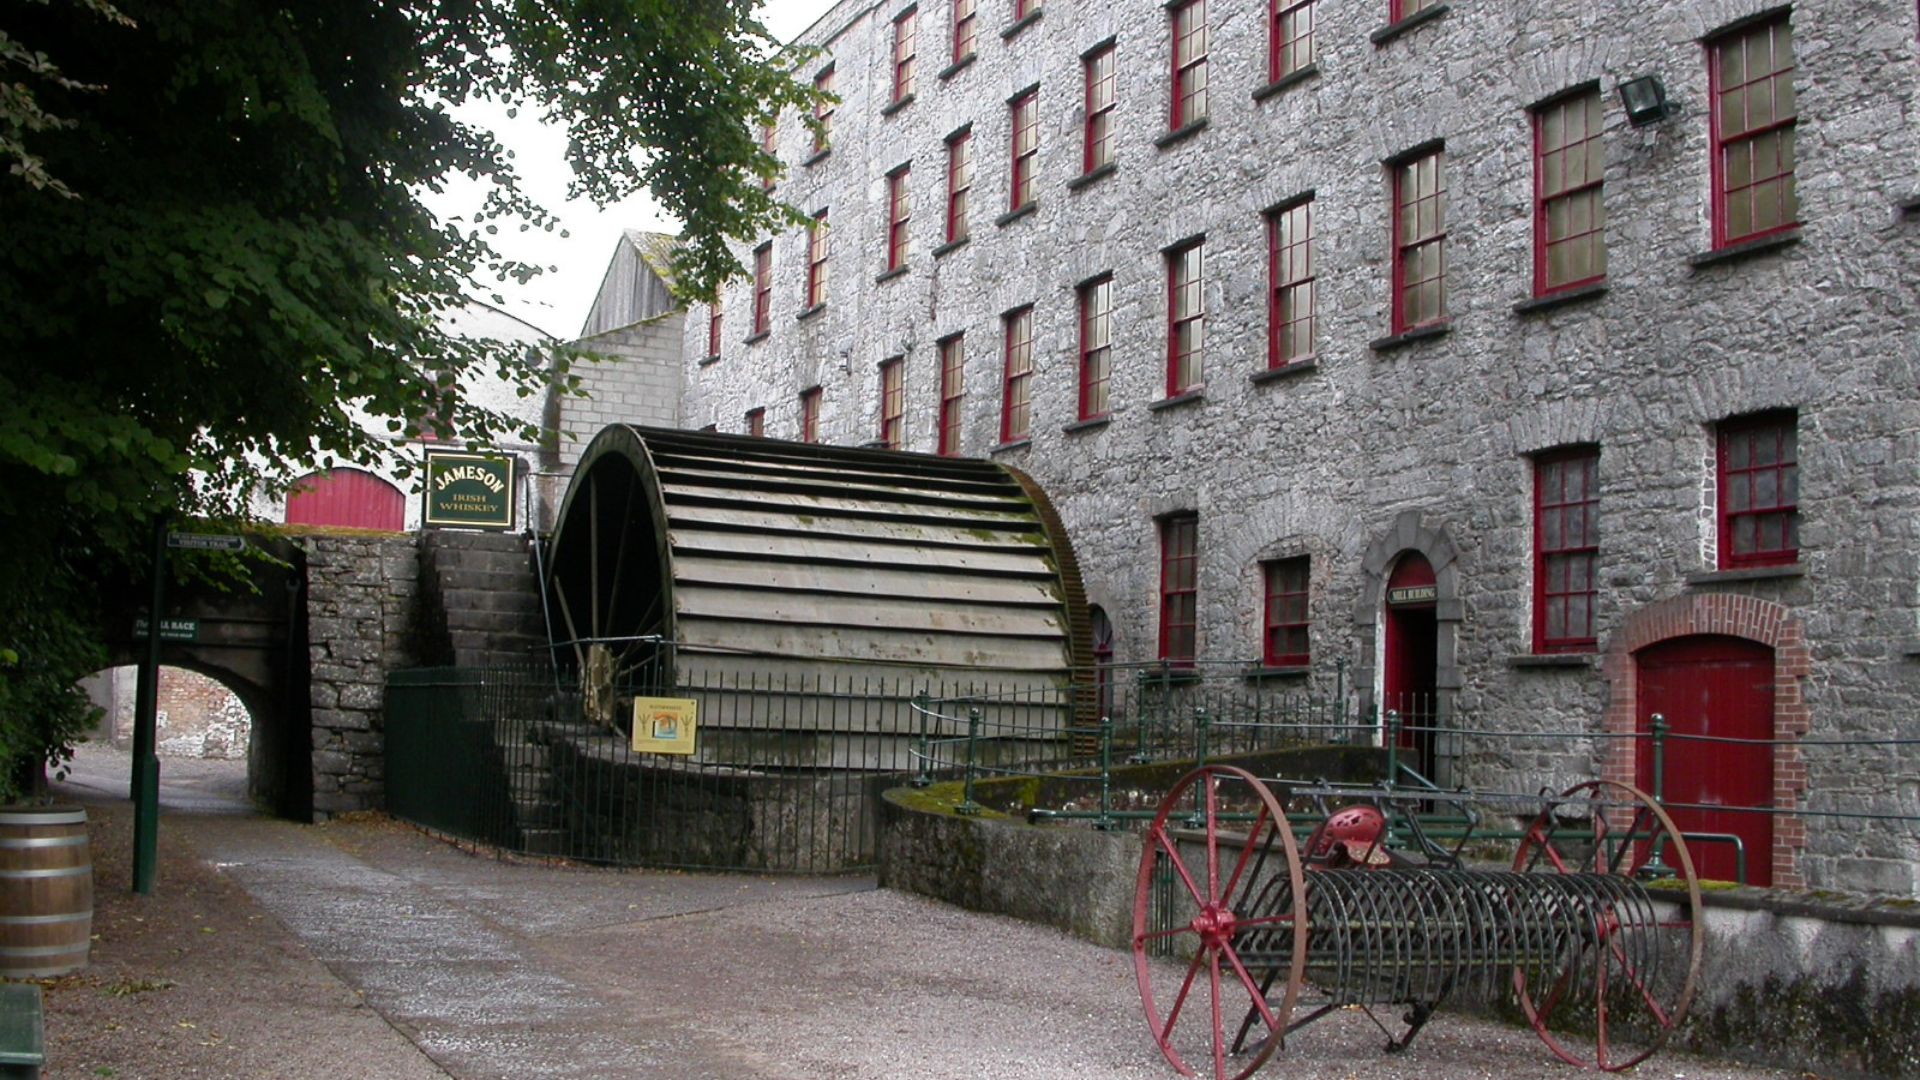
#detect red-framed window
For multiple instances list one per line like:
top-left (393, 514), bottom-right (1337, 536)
top-left (892, 7), bottom-right (918, 104)
top-left (1262, 556), bottom-right (1310, 667)
top-left (1270, 0), bottom-right (1315, 82)
top-left (1170, 0), bottom-right (1209, 129)
top-left (1533, 88), bottom-right (1605, 296)
top-left (1000, 306), bottom-right (1034, 443)
top-left (805, 209), bottom-right (829, 309)
top-left (760, 120), bottom-right (778, 190)
top-left (1010, 89), bottom-right (1038, 211)
top-left (1166, 239), bottom-right (1204, 396)
top-left (1709, 15), bottom-right (1798, 247)
top-left (1084, 44), bottom-right (1117, 173)
top-left (706, 302), bottom-right (723, 359)
top-left (745, 407), bottom-right (765, 437)
top-left (946, 127), bottom-right (973, 243)
top-left (1077, 274), bottom-right (1112, 420)
top-left (1390, 0), bottom-right (1437, 21)
top-left (1013, 0), bottom-right (1039, 20)
top-left (1158, 513), bottom-right (1198, 666)
top-left (938, 333), bottom-right (965, 456)
top-left (953, 0), bottom-right (977, 64)
top-left (1267, 197), bottom-right (1314, 368)
top-left (886, 167), bottom-right (911, 272)
top-left (1390, 147), bottom-right (1446, 333)
top-left (751, 243), bottom-right (773, 336)
top-left (1534, 447), bottom-right (1599, 653)
top-left (878, 357), bottom-right (906, 450)
top-left (800, 386), bottom-right (822, 443)
top-left (1718, 411), bottom-right (1799, 568)
top-left (813, 67), bottom-right (836, 154)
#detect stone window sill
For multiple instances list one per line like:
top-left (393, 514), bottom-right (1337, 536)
top-left (874, 266), bottom-right (909, 285)
top-left (1000, 10), bottom-right (1041, 40)
top-left (995, 203), bottom-right (1037, 228)
top-left (743, 331), bottom-right (770, 345)
top-left (1507, 653), bottom-right (1594, 669)
top-left (1370, 321), bottom-right (1450, 352)
top-left (1067, 162), bottom-right (1117, 192)
top-left (1062, 415), bottom-right (1110, 434)
top-left (802, 148), bottom-right (831, 168)
top-left (1249, 356), bottom-right (1318, 385)
top-left (1900, 195), bottom-right (1920, 218)
top-left (1136, 667), bottom-right (1202, 686)
top-left (1901, 640), bottom-right (1920, 659)
top-left (1686, 563), bottom-right (1805, 586)
top-left (794, 303), bottom-right (826, 322)
top-left (939, 55), bottom-right (976, 81)
top-left (1243, 665), bottom-right (1311, 681)
top-left (1252, 65), bottom-right (1319, 102)
top-left (697, 354), bottom-right (721, 367)
top-left (1154, 118), bottom-right (1209, 150)
top-left (1148, 389), bottom-right (1204, 413)
top-left (1513, 281), bottom-right (1607, 315)
top-left (880, 94), bottom-right (915, 118)
top-left (989, 437), bottom-right (1031, 456)
top-left (1689, 227), bottom-right (1801, 269)
top-left (932, 236), bottom-right (970, 258)
top-left (1371, 3), bottom-right (1449, 45)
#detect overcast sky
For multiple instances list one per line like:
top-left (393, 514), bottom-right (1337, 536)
top-left (424, 1), bottom-right (839, 339)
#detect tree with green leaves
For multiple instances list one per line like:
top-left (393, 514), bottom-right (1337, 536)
top-left (0, 0), bottom-right (823, 798)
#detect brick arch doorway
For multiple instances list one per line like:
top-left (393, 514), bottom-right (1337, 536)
top-left (1635, 635), bottom-right (1775, 885)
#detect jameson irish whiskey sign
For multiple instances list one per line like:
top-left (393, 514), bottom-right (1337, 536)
top-left (423, 450), bottom-right (516, 530)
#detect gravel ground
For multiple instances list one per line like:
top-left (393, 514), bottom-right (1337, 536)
top-left (20, 746), bottom-right (1820, 1079)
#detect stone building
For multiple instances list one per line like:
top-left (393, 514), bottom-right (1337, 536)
top-left (649, 0), bottom-right (1920, 894)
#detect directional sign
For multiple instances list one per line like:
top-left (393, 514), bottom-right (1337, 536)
top-left (133, 617), bottom-right (199, 642)
top-left (167, 532), bottom-right (245, 552)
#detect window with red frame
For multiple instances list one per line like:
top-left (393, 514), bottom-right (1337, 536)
top-left (1391, 147), bottom-right (1445, 333)
top-left (1709, 15), bottom-right (1798, 247)
top-left (1267, 197), bottom-right (1314, 367)
top-left (751, 244), bottom-right (772, 336)
top-left (812, 68), bottom-right (835, 154)
top-left (1000, 306), bottom-right (1034, 443)
top-left (886, 167), bottom-right (911, 272)
top-left (938, 334), bottom-right (965, 456)
top-left (805, 209), bottom-right (829, 309)
top-left (706, 302), bottom-right (723, 359)
top-left (1262, 556), bottom-right (1310, 667)
top-left (1718, 411), bottom-right (1798, 568)
top-left (760, 120), bottom-right (777, 190)
top-left (1270, 0), bottom-right (1315, 81)
top-left (1534, 448), bottom-right (1599, 652)
top-left (1158, 513), bottom-right (1198, 665)
top-left (1166, 239), bottom-right (1204, 395)
top-left (878, 358), bottom-right (906, 449)
top-left (800, 386), bottom-right (822, 443)
top-left (1013, 0), bottom-right (1039, 21)
top-left (745, 407), bottom-right (765, 437)
top-left (1077, 274), bottom-right (1112, 420)
top-left (892, 8), bottom-right (918, 104)
top-left (1170, 0), bottom-right (1208, 129)
top-left (1534, 88), bottom-right (1605, 295)
top-left (1084, 44), bottom-right (1116, 173)
top-left (1010, 89), bottom-right (1038, 211)
top-left (1390, 0), bottom-right (1437, 21)
top-left (946, 127), bottom-right (973, 243)
top-left (953, 0), bottom-right (977, 64)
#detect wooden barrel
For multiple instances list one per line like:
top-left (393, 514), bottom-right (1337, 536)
top-left (0, 805), bottom-right (93, 977)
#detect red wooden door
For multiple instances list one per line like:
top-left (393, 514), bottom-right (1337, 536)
top-left (1635, 635), bottom-right (1774, 885)
top-left (1382, 553), bottom-right (1437, 780)
top-left (285, 468), bottom-right (405, 531)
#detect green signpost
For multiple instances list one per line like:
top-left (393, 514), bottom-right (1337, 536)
top-left (423, 450), bottom-right (517, 530)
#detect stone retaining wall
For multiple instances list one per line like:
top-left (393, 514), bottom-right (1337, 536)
top-left (302, 534), bottom-right (419, 820)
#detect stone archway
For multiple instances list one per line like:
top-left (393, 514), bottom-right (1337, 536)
top-left (1352, 511), bottom-right (1464, 783)
top-left (1601, 593), bottom-right (1810, 888)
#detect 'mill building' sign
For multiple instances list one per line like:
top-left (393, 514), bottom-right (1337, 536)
top-left (424, 450), bottom-right (516, 530)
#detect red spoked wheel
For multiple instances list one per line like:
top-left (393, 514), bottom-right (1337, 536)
top-left (1512, 779), bottom-right (1704, 1072)
top-left (1133, 765), bottom-right (1307, 1080)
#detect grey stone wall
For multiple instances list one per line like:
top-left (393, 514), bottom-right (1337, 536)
top-left (302, 534), bottom-right (419, 821)
top-left (678, 0), bottom-right (1920, 894)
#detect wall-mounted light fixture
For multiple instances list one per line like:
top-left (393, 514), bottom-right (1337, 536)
top-left (1617, 75), bottom-right (1672, 127)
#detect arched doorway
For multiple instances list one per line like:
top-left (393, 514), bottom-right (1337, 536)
top-left (1635, 635), bottom-right (1776, 885)
top-left (285, 468), bottom-right (405, 531)
top-left (1383, 552), bottom-right (1438, 783)
top-left (73, 664), bottom-right (256, 810)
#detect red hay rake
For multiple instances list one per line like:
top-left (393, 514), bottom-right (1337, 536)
top-left (1132, 766), bottom-right (1704, 1078)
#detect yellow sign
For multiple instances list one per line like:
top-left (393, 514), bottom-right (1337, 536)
top-left (631, 697), bottom-right (698, 755)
